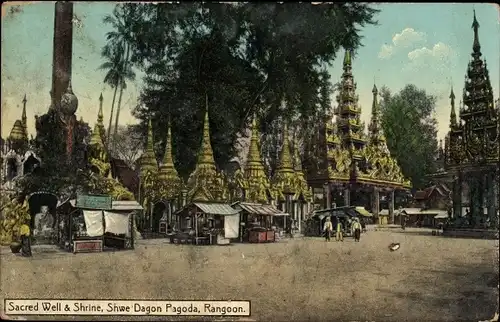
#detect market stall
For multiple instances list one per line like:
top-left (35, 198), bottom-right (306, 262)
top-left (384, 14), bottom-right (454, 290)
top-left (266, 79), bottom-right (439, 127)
top-left (231, 202), bottom-right (287, 243)
top-left (56, 194), bottom-right (142, 253)
top-left (172, 202), bottom-right (241, 245)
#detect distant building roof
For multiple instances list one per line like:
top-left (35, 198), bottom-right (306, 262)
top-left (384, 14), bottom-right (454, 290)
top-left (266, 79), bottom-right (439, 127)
top-left (414, 183), bottom-right (450, 200)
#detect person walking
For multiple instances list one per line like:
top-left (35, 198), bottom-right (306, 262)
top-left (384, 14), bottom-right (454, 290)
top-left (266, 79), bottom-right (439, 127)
top-left (335, 218), bottom-right (344, 242)
top-left (352, 218), bottom-right (362, 242)
top-left (323, 217), bottom-right (333, 242)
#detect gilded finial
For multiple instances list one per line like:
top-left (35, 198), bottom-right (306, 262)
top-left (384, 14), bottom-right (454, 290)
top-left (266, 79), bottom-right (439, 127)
top-left (471, 9), bottom-right (481, 54)
top-left (372, 83), bottom-right (378, 95)
top-left (22, 94), bottom-right (27, 105)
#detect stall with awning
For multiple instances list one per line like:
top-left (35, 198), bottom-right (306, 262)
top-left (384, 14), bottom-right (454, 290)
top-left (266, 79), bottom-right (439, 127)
top-left (57, 195), bottom-right (142, 253)
top-left (231, 202), bottom-right (287, 243)
top-left (173, 202), bottom-right (241, 245)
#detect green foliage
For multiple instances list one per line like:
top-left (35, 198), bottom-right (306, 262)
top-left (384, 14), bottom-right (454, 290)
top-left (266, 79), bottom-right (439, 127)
top-left (106, 3), bottom-right (378, 178)
top-left (15, 110), bottom-right (93, 200)
top-left (379, 84), bottom-right (439, 190)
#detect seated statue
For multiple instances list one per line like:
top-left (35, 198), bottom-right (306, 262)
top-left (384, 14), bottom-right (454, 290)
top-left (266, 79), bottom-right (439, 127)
top-left (33, 205), bottom-right (54, 237)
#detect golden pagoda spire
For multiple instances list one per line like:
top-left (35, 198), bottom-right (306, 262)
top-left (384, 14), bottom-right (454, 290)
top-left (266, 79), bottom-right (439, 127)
top-left (272, 121), bottom-right (296, 198)
top-left (158, 121), bottom-right (182, 199)
top-left (196, 94), bottom-right (216, 171)
top-left (240, 113), bottom-right (272, 204)
top-left (139, 118), bottom-right (158, 176)
top-left (277, 122), bottom-right (294, 172)
top-left (159, 121), bottom-right (181, 182)
top-left (245, 114), bottom-right (265, 172)
top-left (89, 95), bottom-right (106, 151)
top-left (293, 132), bottom-right (313, 202)
top-left (186, 94), bottom-right (229, 203)
top-left (368, 83), bottom-right (386, 144)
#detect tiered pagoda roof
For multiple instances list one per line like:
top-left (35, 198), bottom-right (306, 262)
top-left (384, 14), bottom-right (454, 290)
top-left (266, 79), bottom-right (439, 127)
top-left (186, 96), bottom-right (229, 202)
top-left (314, 50), bottom-right (410, 189)
top-left (445, 10), bottom-right (499, 169)
top-left (233, 114), bottom-right (273, 204)
top-left (359, 84), bottom-right (409, 187)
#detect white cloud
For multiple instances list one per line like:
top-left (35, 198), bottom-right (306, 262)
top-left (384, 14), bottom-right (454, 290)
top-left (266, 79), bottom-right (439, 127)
top-left (392, 28), bottom-right (427, 48)
top-left (378, 44), bottom-right (394, 59)
top-left (378, 27), bottom-right (427, 60)
top-left (408, 42), bottom-right (453, 61)
top-left (403, 42), bottom-right (457, 77)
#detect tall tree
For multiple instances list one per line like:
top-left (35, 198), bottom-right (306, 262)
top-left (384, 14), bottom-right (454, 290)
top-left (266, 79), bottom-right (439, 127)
top-left (99, 43), bottom-right (123, 147)
top-left (112, 3), bottom-right (379, 178)
top-left (379, 84), bottom-right (439, 190)
top-left (101, 4), bottom-right (139, 148)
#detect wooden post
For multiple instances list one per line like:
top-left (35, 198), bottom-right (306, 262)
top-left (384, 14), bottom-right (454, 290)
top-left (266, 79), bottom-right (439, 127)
top-left (194, 213), bottom-right (198, 245)
top-left (389, 190), bottom-right (395, 224)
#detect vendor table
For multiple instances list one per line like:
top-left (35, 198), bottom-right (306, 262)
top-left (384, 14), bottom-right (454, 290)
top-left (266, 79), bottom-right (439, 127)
top-left (249, 230), bottom-right (275, 243)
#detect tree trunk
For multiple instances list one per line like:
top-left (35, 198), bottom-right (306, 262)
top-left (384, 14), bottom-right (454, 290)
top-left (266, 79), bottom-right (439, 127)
top-left (112, 43), bottom-right (130, 150)
top-left (106, 85), bottom-right (119, 147)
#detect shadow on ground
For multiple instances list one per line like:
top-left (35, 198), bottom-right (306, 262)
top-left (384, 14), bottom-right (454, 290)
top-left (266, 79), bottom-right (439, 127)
top-left (375, 261), bottom-right (499, 321)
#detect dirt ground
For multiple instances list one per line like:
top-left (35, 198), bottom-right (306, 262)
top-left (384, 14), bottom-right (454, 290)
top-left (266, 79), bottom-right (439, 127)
top-left (1, 228), bottom-right (498, 321)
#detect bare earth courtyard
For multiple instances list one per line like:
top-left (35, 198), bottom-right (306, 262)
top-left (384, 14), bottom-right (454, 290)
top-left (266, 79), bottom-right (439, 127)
top-left (1, 229), bottom-right (498, 321)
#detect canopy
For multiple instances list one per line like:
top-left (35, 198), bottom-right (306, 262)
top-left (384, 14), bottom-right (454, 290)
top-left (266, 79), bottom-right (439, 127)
top-left (434, 213), bottom-right (448, 219)
top-left (66, 199), bottom-right (143, 211)
top-left (193, 202), bottom-right (240, 216)
top-left (232, 202), bottom-right (285, 216)
top-left (354, 207), bottom-right (372, 217)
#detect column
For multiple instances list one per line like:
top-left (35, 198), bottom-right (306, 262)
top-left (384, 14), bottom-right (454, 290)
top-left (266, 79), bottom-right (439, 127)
top-left (452, 174), bottom-right (462, 218)
top-left (343, 187), bottom-right (350, 207)
top-left (325, 183), bottom-right (332, 208)
top-left (373, 188), bottom-right (380, 224)
top-left (389, 190), bottom-right (395, 224)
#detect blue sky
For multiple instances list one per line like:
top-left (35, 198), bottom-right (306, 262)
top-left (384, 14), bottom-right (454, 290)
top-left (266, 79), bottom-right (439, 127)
top-left (2, 3), bottom-right (499, 142)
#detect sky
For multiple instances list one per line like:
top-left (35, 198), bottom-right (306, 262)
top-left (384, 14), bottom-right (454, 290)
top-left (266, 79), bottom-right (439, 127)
top-left (1, 3), bottom-right (499, 142)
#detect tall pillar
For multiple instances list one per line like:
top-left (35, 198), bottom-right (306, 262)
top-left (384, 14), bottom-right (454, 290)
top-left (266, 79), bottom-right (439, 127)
top-left (373, 187), bottom-right (380, 223)
top-left (343, 187), bottom-right (350, 206)
top-left (487, 171), bottom-right (497, 224)
top-left (389, 190), bottom-right (395, 224)
top-left (325, 183), bottom-right (331, 208)
top-left (452, 173), bottom-right (462, 218)
top-left (51, 2), bottom-right (74, 109)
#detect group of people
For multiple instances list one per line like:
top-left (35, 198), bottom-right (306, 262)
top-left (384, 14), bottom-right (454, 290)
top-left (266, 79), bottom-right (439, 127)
top-left (323, 216), bottom-right (363, 242)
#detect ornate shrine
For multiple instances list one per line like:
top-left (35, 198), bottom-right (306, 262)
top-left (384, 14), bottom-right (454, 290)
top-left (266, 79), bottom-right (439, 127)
top-left (444, 11), bottom-right (499, 226)
top-left (306, 50), bottom-right (411, 224)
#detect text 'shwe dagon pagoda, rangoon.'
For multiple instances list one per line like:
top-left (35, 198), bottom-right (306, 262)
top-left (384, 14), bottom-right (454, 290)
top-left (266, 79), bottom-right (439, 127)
top-left (305, 50), bottom-right (412, 224)
top-left (136, 94), bottom-right (314, 234)
top-left (441, 10), bottom-right (499, 226)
